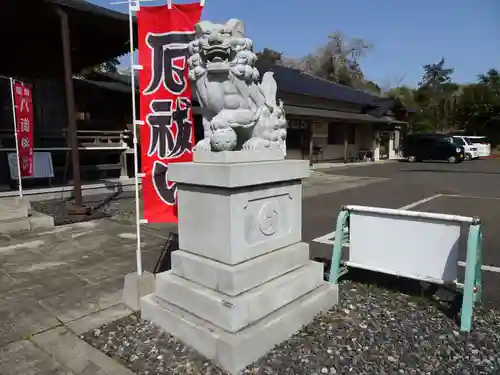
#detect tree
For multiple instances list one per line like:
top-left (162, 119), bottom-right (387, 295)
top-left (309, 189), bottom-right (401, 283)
top-left (415, 58), bottom-right (457, 131)
top-left (97, 58), bottom-right (120, 73)
top-left (387, 85), bottom-right (416, 108)
top-left (409, 65), bottom-right (500, 145)
top-left (294, 32), bottom-right (373, 88)
top-left (454, 82), bottom-right (500, 137)
top-left (418, 58), bottom-right (454, 93)
top-left (255, 32), bottom-right (373, 89)
top-left (256, 48), bottom-right (283, 66)
top-left (78, 57), bottom-right (121, 78)
top-left (363, 80), bottom-right (381, 95)
top-left (478, 68), bottom-right (500, 95)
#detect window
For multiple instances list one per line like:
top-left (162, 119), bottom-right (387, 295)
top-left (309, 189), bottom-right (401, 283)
top-left (348, 126), bottom-right (355, 144)
top-left (328, 123), bottom-right (355, 145)
top-left (453, 137), bottom-right (465, 146)
top-left (467, 137), bottom-right (489, 144)
top-left (442, 136), bottom-right (454, 144)
top-left (327, 123), bottom-right (342, 145)
top-left (288, 128), bottom-right (307, 149)
top-left (437, 137), bottom-right (454, 147)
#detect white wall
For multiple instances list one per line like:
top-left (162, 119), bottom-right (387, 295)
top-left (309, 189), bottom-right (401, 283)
top-left (283, 121), bottom-right (401, 162)
top-left (312, 121), bottom-right (375, 160)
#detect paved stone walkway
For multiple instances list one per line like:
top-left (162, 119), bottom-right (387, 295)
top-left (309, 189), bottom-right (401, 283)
top-left (0, 219), bottom-right (175, 374)
top-left (0, 170), bottom-right (385, 374)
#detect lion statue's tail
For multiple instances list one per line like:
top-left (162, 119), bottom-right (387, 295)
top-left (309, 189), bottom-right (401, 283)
top-left (260, 72), bottom-right (278, 107)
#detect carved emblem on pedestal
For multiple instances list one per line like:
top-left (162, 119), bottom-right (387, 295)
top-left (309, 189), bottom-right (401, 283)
top-left (258, 202), bottom-right (279, 236)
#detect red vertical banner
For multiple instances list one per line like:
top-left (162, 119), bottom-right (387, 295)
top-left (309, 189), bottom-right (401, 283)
top-left (13, 82), bottom-right (34, 177)
top-left (137, 3), bottom-right (203, 223)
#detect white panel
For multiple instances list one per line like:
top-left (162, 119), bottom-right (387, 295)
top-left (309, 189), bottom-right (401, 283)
top-left (8, 152), bottom-right (54, 179)
top-left (349, 212), bottom-right (460, 283)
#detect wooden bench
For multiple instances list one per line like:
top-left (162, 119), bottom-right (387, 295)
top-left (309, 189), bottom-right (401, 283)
top-left (62, 129), bottom-right (130, 149)
top-left (301, 146), bottom-right (324, 162)
top-left (80, 163), bottom-right (122, 179)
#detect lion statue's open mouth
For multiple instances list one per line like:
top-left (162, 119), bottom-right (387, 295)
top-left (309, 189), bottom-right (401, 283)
top-left (188, 19), bottom-right (253, 73)
top-left (203, 45), bottom-right (231, 65)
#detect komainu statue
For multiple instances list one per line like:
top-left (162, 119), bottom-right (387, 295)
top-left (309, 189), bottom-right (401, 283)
top-left (187, 19), bottom-right (287, 152)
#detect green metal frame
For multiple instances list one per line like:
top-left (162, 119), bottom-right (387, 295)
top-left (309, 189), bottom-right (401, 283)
top-left (328, 208), bottom-right (483, 333)
top-left (328, 210), bottom-right (350, 284)
top-left (459, 223), bottom-right (483, 331)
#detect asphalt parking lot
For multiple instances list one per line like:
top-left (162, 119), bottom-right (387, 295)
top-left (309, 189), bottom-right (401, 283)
top-left (303, 158), bottom-right (500, 308)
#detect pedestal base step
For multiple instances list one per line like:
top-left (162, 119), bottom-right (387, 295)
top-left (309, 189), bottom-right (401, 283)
top-left (141, 282), bottom-right (338, 375)
top-left (171, 242), bottom-right (310, 297)
top-left (155, 261), bottom-right (324, 333)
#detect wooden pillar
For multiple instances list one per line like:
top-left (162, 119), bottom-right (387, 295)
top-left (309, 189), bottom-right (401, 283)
top-left (343, 124), bottom-right (348, 163)
top-left (120, 150), bottom-right (129, 179)
top-left (56, 7), bottom-right (84, 210)
top-left (308, 122), bottom-right (314, 167)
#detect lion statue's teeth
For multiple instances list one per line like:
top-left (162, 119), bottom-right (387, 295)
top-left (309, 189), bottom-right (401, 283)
top-left (188, 18), bottom-right (287, 154)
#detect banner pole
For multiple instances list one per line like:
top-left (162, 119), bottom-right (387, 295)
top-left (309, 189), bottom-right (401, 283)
top-left (9, 78), bottom-right (23, 199)
top-left (128, 1), bottom-right (143, 276)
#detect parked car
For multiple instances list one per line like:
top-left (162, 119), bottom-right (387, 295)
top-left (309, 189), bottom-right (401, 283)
top-left (466, 136), bottom-right (491, 157)
top-left (403, 133), bottom-right (464, 163)
top-left (452, 136), bottom-right (479, 160)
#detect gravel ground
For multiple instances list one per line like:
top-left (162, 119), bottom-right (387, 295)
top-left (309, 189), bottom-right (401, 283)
top-left (31, 193), bottom-right (139, 225)
top-left (82, 277), bottom-right (500, 375)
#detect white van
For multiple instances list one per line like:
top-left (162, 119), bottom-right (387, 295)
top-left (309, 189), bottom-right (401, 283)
top-left (452, 136), bottom-right (479, 160)
top-left (466, 136), bottom-right (491, 158)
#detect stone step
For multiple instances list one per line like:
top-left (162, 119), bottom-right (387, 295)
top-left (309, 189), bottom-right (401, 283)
top-left (0, 198), bottom-right (29, 221)
top-left (0, 216), bottom-right (31, 233)
top-left (141, 282), bottom-right (338, 375)
top-left (0, 205), bottom-right (28, 221)
top-left (0, 211), bottom-right (54, 234)
top-left (0, 197), bottom-right (31, 209)
top-left (154, 261), bottom-right (325, 333)
top-left (28, 211), bottom-right (55, 231)
top-left (171, 242), bottom-right (310, 296)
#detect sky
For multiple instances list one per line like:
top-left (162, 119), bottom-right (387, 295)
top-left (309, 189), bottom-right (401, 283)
top-left (91, 0), bottom-right (500, 88)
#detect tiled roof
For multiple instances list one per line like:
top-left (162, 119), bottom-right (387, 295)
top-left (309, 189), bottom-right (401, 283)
top-left (89, 67), bottom-right (411, 118)
top-left (256, 63), bottom-right (380, 107)
top-left (0, 0), bottom-right (133, 77)
top-left (46, 0), bottom-right (131, 21)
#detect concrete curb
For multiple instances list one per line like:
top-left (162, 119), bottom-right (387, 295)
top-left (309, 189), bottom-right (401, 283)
top-left (30, 326), bottom-right (135, 375)
top-left (311, 159), bottom-right (398, 171)
top-left (8, 304), bottom-right (137, 375)
top-left (66, 304), bottom-right (134, 335)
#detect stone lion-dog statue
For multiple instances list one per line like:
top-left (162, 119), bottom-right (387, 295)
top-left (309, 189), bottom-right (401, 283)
top-left (187, 19), bottom-right (287, 152)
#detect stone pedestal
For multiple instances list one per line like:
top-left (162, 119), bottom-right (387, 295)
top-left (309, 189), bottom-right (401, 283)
top-left (141, 152), bottom-right (338, 375)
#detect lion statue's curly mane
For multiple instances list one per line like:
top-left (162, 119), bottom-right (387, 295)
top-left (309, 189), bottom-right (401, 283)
top-left (187, 19), bottom-right (287, 152)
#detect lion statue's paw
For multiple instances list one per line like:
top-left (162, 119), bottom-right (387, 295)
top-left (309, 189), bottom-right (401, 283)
top-left (242, 137), bottom-right (272, 151)
top-left (268, 140), bottom-right (284, 151)
top-left (194, 138), bottom-right (212, 152)
top-left (210, 128), bottom-right (237, 151)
